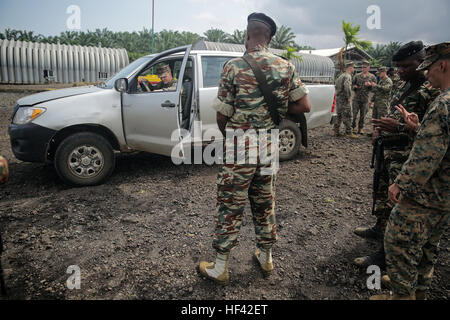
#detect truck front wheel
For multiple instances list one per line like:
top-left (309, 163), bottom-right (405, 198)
top-left (278, 119), bottom-right (302, 162)
top-left (54, 132), bottom-right (115, 186)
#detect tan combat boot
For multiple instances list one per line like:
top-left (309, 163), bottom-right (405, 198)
top-left (198, 252), bottom-right (230, 285)
top-left (346, 132), bottom-right (359, 139)
top-left (358, 128), bottom-right (365, 135)
top-left (370, 292), bottom-right (416, 300)
top-left (381, 275), bottom-right (427, 300)
top-left (333, 129), bottom-right (341, 137)
top-left (254, 248), bottom-right (274, 277)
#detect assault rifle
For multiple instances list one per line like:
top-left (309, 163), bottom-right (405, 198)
top-left (371, 134), bottom-right (410, 215)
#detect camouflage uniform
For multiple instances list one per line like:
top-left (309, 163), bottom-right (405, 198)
top-left (352, 72), bottom-right (377, 130)
top-left (373, 78), bottom-right (440, 231)
top-left (0, 156), bottom-right (8, 184)
top-left (371, 76), bottom-right (393, 119)
top-left (392, 73), bottom-right (402, 91)
top-left (334, 71), bottom-right (353, 134)
top-left (385, 87), bottom-right (450, 296)
top-left (211, 44), bottom-right (308, 254)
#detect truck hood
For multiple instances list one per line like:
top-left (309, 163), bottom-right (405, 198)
top-left (17, 86), bottom-right (104, 106)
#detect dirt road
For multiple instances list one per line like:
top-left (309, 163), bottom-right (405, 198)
top-left (0, 91), bottom-right (448, 300)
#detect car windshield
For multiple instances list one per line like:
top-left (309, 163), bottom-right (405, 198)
top-left (99, 56), bottom-right (153, 89)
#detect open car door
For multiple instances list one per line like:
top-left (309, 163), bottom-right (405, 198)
top-left (121, 45), bottom-right (191, 157)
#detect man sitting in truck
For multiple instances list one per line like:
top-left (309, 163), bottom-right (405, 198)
top-left (140, 64), bottom-right (177, 92)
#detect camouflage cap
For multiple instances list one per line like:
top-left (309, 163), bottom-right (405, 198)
top-left (378, 66), bottom-right (388, 73)
top-left (248, 12), bottom-right (277, 37)
top-left (361, 60), bottom-right (370, 66)
top-left (345, 61), bottom-right (355, 68)
top-left (417, 42), bottom-right (450, 71)
top-left (392, 41), bottom-right (425, 62)
top-left (156, 64), bottom-right (171, 77)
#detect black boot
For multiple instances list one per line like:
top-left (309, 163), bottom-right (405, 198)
top-left (354, 219), bottom-right (384, 240)
top-left (353, 249), bottom-right (386, 269)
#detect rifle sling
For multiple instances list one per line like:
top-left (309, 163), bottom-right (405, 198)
top-left (242, 54), bottom-right (281, 126)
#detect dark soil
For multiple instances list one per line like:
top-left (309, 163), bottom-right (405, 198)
top-left (0, 91), bottom-right (448, 300)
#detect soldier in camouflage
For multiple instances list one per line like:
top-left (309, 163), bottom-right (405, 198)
top-left (388, 67), bottom-right (402, 91)
top-left (333, 61), bottom-right (358, 138)
top-left (353, 41), bottom-right (440, 269)
top-left (140, 64), bottom-right (177, 92)
top-left (0, 156), bottom-right (8, 184)
top-left (198, 13), bottom-right (311, 285)
top-left (371, 41), bottom-right (450, 300)
top-left (371, 67), bottom-right (393, 120)
top-left (352, 60), bottom-right (377, 134)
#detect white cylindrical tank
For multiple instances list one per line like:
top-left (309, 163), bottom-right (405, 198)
top-left (0, 39), bottom-right (129, 84)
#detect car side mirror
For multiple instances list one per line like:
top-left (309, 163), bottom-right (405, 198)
top-left (114, 78), bottom-right (128, 93)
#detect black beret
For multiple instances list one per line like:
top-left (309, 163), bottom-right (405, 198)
top-left (248, 12), bottom-right (277, 37)
top-left (392, 41), bottom-right (425, 62)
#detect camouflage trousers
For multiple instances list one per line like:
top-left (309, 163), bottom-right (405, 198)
top-left (372, 103), bottom-right (389, 120)
top-left (212, 162), bottom-right (277, 254)
top-left (352, 98), bottom-right (369, 130)
top-left (373, 157), bottom-right (405, 234)
top-left (333, 98), bottom-right (352, 134)
top-left (385, 197), bottom-right (450, 296)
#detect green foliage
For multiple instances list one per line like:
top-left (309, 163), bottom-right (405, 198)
top-left (229, 30), bottom-right (246, 44)
top-left (367, 41), bottom-right (403, 67)
top-left (341, 20), bottom-right (372, 55)
top-left (282, 46), bottom-right (303, 62)
top-left (203, 28), bottom-right (230, 43)
top-left (271, 25), bottom-right (297, 49)
top-left (0, 26), bottom-right (313, 62)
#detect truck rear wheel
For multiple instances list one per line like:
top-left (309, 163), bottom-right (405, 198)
top-left (278, 119), bottom-right (302, 162)
top-left (54, 132), bottom-right (115, 186)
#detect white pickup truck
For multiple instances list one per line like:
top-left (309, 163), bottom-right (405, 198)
top-left (8, 45), bottom-right (335, 186)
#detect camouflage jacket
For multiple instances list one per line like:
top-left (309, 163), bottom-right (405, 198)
top-left (395, 87), bottom-right (450, 211)
top-left (0, 156), bottom-right (8, 184)
top-left (384, 78), bottom-right (440, 161)
top-left (372, 76), bottom-right (393, 107)
top-left (212, 45), bottom-right (308, 130)
top-left (153, 79), bottom-right (177, 91)
top-left (352, 72), bottom-right (377, 101)
top-left (335, 72), bottom-right (352, 101)
top-left (392, 74), bottom-right (402, 90)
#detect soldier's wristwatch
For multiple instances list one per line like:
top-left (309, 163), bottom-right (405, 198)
top-left (397, 123), bottom-right (406, 133)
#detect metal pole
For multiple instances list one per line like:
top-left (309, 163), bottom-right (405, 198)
top-left (152, 0), bottom-right (155, 54)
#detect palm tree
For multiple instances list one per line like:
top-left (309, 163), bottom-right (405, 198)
top-left (281, 46), bottom-right (303, 62)
top-left (271, 25), bottom-right (297, 49)
top-left (178, 31), bottom-right (202, 46)
top-left (203, 29), bottom-right (230, 43)
top-left (229, 30), bottom-right (246, 44)
top-left (342, 20), bottom-right (372, 59)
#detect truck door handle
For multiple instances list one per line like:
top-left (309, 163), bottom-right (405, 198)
top-left (161, 101), bottom-right (175, 108)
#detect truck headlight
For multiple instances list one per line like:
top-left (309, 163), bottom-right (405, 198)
top-left (13, 107), bottom-right (46, 124)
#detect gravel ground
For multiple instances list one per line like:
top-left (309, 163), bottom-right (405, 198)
top-left (0, 91), bottom-right (448, 300)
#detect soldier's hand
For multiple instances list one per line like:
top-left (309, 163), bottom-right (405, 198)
top-left (395, 104), bottom-right (419, 132)
top-left (371, 117), bottom-right (399, 133)
top-left (388, 183), bottom-right (401, 203)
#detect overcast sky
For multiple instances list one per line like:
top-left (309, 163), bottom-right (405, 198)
top-left (0, 0), bottom-right (448, 49)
